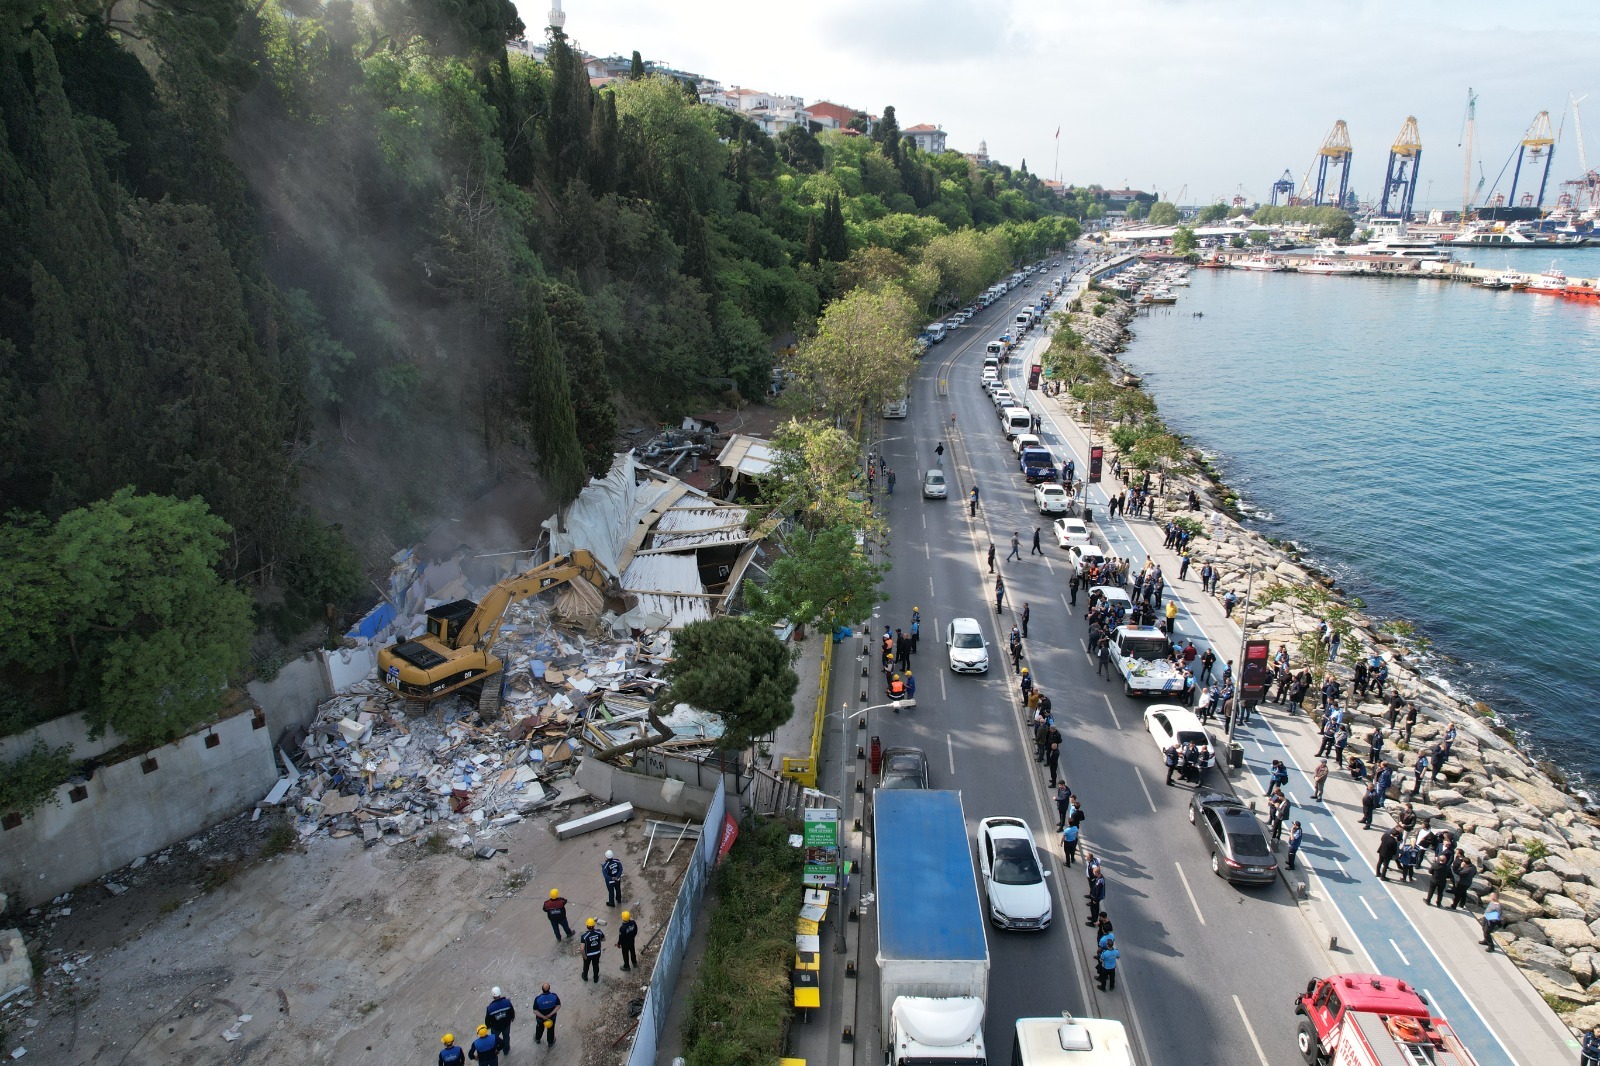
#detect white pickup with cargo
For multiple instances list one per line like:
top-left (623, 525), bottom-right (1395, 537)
top-left (1111, 625), bottom-right (1191, 698)
top-left (876, 790), bottom-right (989, 1066)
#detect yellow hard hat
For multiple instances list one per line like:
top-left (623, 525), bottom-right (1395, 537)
top-left (1021, 667), bottom-right (1029, 674)
top-left (892, 672), bottom-right (901, 680)
top-left (549, 888), bottom-right (560, 899)
top-left (904, 669), bottom-right (912, 676)
top-left (586, 917), bottom-right (597, 928)
top-left (442, 1034), bottom-right (455, 1046)
top-left (622, 910), bottom-right (632, 920)
top-left (478, 1025), bottom-right (490, 1036)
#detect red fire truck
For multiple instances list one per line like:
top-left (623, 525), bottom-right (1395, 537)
top-left (1294, 973), bottom-right (1479, 1066)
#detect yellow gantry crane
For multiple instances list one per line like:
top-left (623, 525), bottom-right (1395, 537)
top-left (1312, 120), bottom-right (1353, 207)
top-left (1379, 116), bottom-right (1423, 218)
top-left (1508, 110), bottom-right (1557, 210)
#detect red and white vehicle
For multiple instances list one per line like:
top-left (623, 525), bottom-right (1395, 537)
top-left (1295, 973), bottom-right (1478, 1066)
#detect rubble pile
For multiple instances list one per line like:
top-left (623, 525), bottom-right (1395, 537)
top-left (277, 604), bottom-right (683, 848)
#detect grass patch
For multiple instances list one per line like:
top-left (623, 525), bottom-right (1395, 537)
top-left (1544, 992), bottom-right (1585, 1014)
top-left (200, 862), bottom-right (241, 893)
top-left (159, 899), bottom-right (182, 915)
top-left (682, 816), bottom-right (803, 1066)
top-left (420, 831), bottom-right (450, 855)
top-left (261, 822), bottom-right (296, 857)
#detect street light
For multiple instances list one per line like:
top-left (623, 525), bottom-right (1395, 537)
top-left (1226, 562), bottom-right (1264, 754)
top-left (834, 697), bottom-right (914, 952)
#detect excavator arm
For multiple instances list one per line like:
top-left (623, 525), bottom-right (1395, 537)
top-left (457, 549), bottom-right (612, 650)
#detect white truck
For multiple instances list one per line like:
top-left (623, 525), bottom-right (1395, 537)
top-left (876, 790), bottom-right (989, 1066)
top-left (1012, 1014), bottom-right (1135, 1065)
top-left (1111, 625), bottom-right (1191, 698)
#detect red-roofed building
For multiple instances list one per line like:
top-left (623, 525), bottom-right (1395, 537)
top-left (902, 123), bottom-right (947, 154)
top-left (806, 100), bottom-right (868, 132)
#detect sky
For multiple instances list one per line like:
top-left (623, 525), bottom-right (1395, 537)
top-left (516, 0), bottom-right (1600, 210)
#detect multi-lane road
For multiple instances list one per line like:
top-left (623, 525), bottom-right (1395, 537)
top-left (849, 259), bottom-right (1328, 1065)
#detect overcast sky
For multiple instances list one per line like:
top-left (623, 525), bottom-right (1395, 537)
top-left (517, 0), bottom-right (1600, 210)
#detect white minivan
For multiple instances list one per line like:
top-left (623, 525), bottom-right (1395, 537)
top-left (1002, 407), bottom-right (1032, 437)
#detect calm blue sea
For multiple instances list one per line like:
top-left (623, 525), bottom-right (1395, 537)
top-left (1121, 248), bottom-right (1600, 785)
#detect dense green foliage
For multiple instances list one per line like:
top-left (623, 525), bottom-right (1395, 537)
top-left (683, 816), bottom-right (803, 1066)
top-left (663, 617), bottom-right (798, 751)
top-left (0, 738), bottom-right (75, 819)
top-left (1251, 204), bottom-right (1355, 239)
top-left (0, 5), bottom-right (1073, 738)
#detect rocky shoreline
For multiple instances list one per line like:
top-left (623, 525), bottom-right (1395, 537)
top-left (1066, 287), bottom-right (1600, 1033)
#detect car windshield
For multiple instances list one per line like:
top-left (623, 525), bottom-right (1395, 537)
top-left (992, 837), bottom-right (1042, 885)
top-left (925, 472), bottom-right (944, 485)
top-left (1121, 637), bottom-right (1169, 660)
top-left (1041, 487), bottom-right (1064, 497)
top-left (881, 758), bottom-right (926, 789)
top-left (952, 631), bottom-right (984, 650)
top-left (1226, 826), bottom-right (1271, 858)
top-left (1176, 730), bottom-right (1210, 748)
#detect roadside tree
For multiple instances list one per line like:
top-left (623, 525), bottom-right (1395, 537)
top-left (1146, 201), bottom-right (1180, 226)
top-left (761, 418), bottom-right (878, 536)
top-left (1171, 225), bottom-right (1197, 254)
top-left (780, 286), bottom-right (917, 421)
top-left (744, 524), bottom-right (886, 638)
top-left (664, 617), bottom-right (799, 751)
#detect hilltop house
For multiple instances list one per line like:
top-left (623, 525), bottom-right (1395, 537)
top-left (902, 123), bottom-right (947, 153)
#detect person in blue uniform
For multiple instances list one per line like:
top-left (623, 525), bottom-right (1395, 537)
top-left (484, 987), bottom-right (515, 1054)
top-left (580, 918), bottom-right (606, 982)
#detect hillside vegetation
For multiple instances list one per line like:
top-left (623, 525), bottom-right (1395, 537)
top-left (0, 0), bottom-right (1073, 747)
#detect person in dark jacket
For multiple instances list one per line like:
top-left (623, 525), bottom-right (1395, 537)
top-left (1285, 822), bottom-right (1303, 870)
top-left (1449, 857), bottom-right (1478, 910)
top-left (1375, 826), bottom-right (1402, 879)
top-left (1580, 1023), bottom-right (1600, 1066)
top-left (439, 1034), bottom-right (466, 1066)
top-left (602, 851), bottom-right (624, 907)
top-left (1085, 869), bottom-right (1106, 925)
top-left (532, 983), bottom-right (561, 1046)
top-left (617, 910), bottom-right (639, 970)
top-left (1359, 784), bottom-right (1378, 829)
top-left (580, 918), bottom-right (606, 982)
top-left (484, 988), bottom-right (515, 1054)
top-left (468, 1025), bottom-right (499, 1066)
top-left (543, 889), bottom-right (573, 939)
top-left (1045, 741), bottom-right (1062, 788)
top-left (1425, 854), bottom-right (1452, 907)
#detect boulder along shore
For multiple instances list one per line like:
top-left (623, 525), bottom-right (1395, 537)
top-left (1060, 290), bottom-right (1600, 1032)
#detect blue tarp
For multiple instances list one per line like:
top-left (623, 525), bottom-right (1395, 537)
top-left (874, 790), bottom-right (986, 962)
top-left (348, 601), bottom-right (397, 640)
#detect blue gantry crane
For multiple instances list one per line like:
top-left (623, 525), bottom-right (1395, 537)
top-left (1378, 116), bottom-right (1422, 218)
top-left (1312, 120), bottom-right (1353, 207)
top-left (1269, 169), bottom-right (1296, 206)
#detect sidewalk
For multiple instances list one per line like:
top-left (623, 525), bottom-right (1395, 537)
top-left (1025, 345), bottom-right (1574, 1065)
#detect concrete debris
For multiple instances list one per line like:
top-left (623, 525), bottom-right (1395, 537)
top-left (555, 802), bottom-right (635, 840)
top-left (0, 931), bottom-right (31, 996)
top-left (278, 600), bottom-right (690, 848)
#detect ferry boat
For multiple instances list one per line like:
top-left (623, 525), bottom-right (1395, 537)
top-left (1524, 270), bottom-right (1569, 296)
top-left (1560, 279), bottom-right (1600, 304)
top-left (1233, 255), bottom-right (1284, 272)
top-left (1297, 258), bottom-right (1362, 275)
top-left (1448, 223), bottom-right (1587, 249)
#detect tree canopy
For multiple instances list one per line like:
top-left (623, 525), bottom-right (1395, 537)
top-left (664, 617), bottom-right (798, 751)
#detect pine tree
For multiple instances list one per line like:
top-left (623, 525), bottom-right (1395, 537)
top-left (514, 282), bottom-right (587, 508)
top-left (629, 50), bottom-right (645, 79)
top-left (587, 89), bottom-right (618, 194)
top-left (804, 216), bottom-right (820, 266)
top-left (545, 31), bottom-right (593, 186)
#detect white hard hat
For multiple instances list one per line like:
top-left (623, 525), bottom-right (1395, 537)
top-left (491, 986), bottom-right (502, 997)
top-left (605, 850), bottom-right (614, 859)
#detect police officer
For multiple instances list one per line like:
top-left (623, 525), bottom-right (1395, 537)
top-left (543, 888), bottom-right (573, 940)
top-left (1095, 936), bottom-right (1120, 992)
top-left (580, 917), bottom-right (606, 982)
top-left (602, 850), bottom-right (624, 907)
top-left (618, 910), bottom-right (639, 971)
top-left (468, 1024), bottom-right (500, 1065)
top-left (439, 1033), bottom-right (465, 1066)
top-left (532, 983), bottom-right (561, 1047)
top-left (485, 986), bottom-right (515, 1054)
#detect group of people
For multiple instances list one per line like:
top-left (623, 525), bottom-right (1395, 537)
top-left (436, 985), bottom-right (562, 1065)
top-left (882, 612), bottom-right (921, 701)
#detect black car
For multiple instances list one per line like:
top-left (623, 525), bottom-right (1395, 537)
top-left (879, 747), bottom-right (930, 790)
top-left (1187, 789), bottom-right (1278, 885)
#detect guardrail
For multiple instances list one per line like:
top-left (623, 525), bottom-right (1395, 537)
top-left (780, 640), bottom-right (833, 787)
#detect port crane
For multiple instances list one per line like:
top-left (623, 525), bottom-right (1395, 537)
top-left (1559, 93), bottom-right (1599, 211)
top-left (1378, 116), bottom-right (1423, 218)
top-left (1507, 110), bottom-right (1557, 210)
top-left (1459, 89), bottom-right (1484, 214)
top-left (1269, 169), bottom-right (1296, 206)
top-left (1311, 120), bottom-right (1352, 207)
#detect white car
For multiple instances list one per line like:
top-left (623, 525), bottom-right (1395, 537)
top-left (981, 368), bottom-right (999, 387)
top-left (976, 817), bottom-right (1052, 931)
top-left (946, 617), bottom-right (989, 674)
top-left (1053, 517), bottom-right (1090, 546)
top-left (922, 469), bottom-right (948, 499)
top-left (1145, 705), bottom-right (1218, 769)
top-left (1064, 543), bottom-right (1110, 577)
top-left (1034, 483), bottom-right (1071, 515)
top-left (1088, 585), bottom-right (1133, 618)
top-left (1012, 432), bottom-right (1042, 456)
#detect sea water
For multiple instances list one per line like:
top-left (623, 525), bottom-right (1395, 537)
top-left (1120, 248), bottom-right (1600, 784)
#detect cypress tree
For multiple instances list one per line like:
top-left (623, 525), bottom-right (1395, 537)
top-left (822, 193), bottom-right (848, 261)
top-left (26, 262), bottom-right (94, 511)
top-left (629, 50), bottom-right (645, 79)
top-left (804, 216), bottom-right (820, 266)
top-left (587, 89), bottom-right (618, 194)
top-left (545, 32), bottom-right (593, 186)
top-left (514, 282), bottom-right (587, 509)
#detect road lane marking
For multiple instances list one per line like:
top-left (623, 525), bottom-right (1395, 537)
top-left (1233, 996), bottom-right (1271, 1066)
top-left (939, 669), bottom-right (947, 700)
top-left (1174, 862), bottom-right (1207, 925)
top-left (1133, 766), bottom-right (1158, 813)
top-left (1391, 939), bottom-right (1411, 966)
top-left (1359, 895), bottom-right (1378, 919)
top-left (1101, 693), bottom-right (1121, 731)
top-left (948, 734), bottom-right (956, 774)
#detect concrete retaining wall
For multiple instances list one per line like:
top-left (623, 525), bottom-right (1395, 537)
top-left (0, 710), bottom-right (279, 906)
top-left (575, 759), bottom-right (715, 820)
top-left (0, 712), bottom-right (126, 764)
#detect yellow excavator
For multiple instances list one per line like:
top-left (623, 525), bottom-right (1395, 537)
top-left (377, 550), bottom-right (619, 710)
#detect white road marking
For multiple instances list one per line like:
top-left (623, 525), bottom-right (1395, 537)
top-left (1101, 693), bottom-right (1122, 731)
top-left (1390, 939), bottom-right (1410, 966)
top-left (1333, 858), bottom-right (1347, 877)
top-left (1359, 895), bottom-right (1378, 919)
top-left (939, 669), bottom-right (947, 700)
top-left (1232, 995), bottom-right (1271, 1066)
top-left (1061, 593), bottom-right (1072, 614)
top-left (1133, 766), bottom-right (1158, 813)
top-left (924, 542), bottom-right (930, 559)
top-left (1174, 862), bottom-right (1207, 926)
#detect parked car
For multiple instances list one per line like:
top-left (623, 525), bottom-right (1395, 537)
top-left (1011, 432), bottom-right (1042, 456)
top-left (1053, 517), bottom-right (1091, 546)
top-left (1034, 483), bottom-right (1071, 515)
top-left (922, 469), bottom-right (948, 499)
top-left (1188, 789), bottom-right (1278, 885)
top-left (879, 747), bottom-right (930, 790)
top-left (946, 617), bottom-right (989, 674)
top-left (1064, 543), bottom-right (1110, 577)
top-left (976, 816), bottom-right (1053, 930)
top-left (1144, 705), bottom-right (1218, 769)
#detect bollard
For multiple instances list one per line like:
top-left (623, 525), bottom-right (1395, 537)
top-left (846, 960), bottom-right (857, 978)
top-left (1329, 935), bottom-right (1338, 952)
top-left (842, 1026), bottom-right (854, 1044)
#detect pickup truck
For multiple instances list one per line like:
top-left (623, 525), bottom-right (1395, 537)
top-left (1111, 625), bottom-right (1191, 698)
top-left (1296, 973), bottom-right (1478, 1066)
top-left (1020, 446), bottom-right (1057, 483)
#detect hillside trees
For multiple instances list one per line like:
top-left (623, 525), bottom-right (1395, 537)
top-left (781, 286), bottom-right (917, 420)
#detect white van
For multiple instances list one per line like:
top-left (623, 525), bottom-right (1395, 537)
top-left (1015, 310), bottom-right (1034, 331)
top-left (883, 393), bottom-right (908, 418)
top-left (1002, 407), bottom-right (1032, 436)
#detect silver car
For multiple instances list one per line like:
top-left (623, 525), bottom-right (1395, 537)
top-left (922, 469), bottom-right (948, 499)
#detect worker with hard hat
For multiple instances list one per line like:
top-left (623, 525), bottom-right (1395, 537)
top-left (467, 1023), bottom-right (500, 1065)
top-left (888, 673), bottom-right (906, 699)
top-left (909, 609), bottom-right (920, 652)
top-left (543, 887), bottom-right (573, 940)
top-left (484, 986), bottom-right (515, 1055)
top-left (903, 670), bottom-right (915, 699)
top-left (439, 1033), bottom-right (465, 1066)
top-left (617, 910), bottom-right (639, 971)
top-left (602, 849), bottom-right (624, 907)
top-left (532, 983), bottom-right (561, 1046)
top-left (580, 917), bottom-right (606, 982)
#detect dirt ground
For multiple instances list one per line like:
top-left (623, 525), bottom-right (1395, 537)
top-left (3, 800), bottom-right (688, 1065)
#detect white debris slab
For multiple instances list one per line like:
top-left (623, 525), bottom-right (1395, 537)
top-left (555, 802), bottom-right (635, 840)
